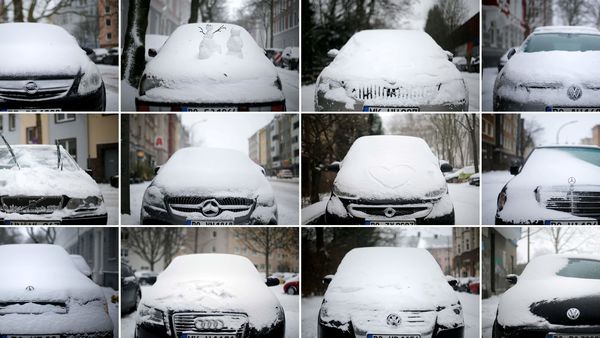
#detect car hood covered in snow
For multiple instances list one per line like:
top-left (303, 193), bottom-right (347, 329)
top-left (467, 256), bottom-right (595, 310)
top-left (0, 23), bottom-right (90, 77)
top-left (140, 23), bottom-right (284, 103)
top-left (141, 254), bottom-right (283, 330)
top-left (333, 136), bottom-right (447, 201)
top-left (0, 167), bottom-right (102, 198)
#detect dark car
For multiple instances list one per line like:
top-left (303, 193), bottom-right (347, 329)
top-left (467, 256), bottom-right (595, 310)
top-left (0, 23), bottom-right (106, 111)
top-left (324, 136), bottom-right (455, 225)
top-left (493, 254), bottom-right (600, 338)
top-left (121, 262), bottom-right (142, 314)
top-left (136, 270), bottom-right (158, 285)
top-left (102, 48), bottom-right (119, 65)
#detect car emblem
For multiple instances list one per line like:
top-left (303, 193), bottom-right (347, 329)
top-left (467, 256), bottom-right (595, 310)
top-left (566, 308), bottom-right (581, 320)
top-left (384, 207), bottom-right (396, 218)
top-left (25, 285), bottom-right (35, 291)
top-left (201, 199), bottom-right (220, 217)
top-left (25, 81), bottom-right (39, 95)
top-left (567, 85), bottom-right (582, 101)
top-left (194, 317), bottom-right (224, 330)
top-left (386, 313), bottom-right (401, 326)
top-left (568, 177), bottom-right (576, 185)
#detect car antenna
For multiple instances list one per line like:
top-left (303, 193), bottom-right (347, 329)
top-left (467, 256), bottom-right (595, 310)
top-left (1, 133), bottom-right (20, 169)
top-left (55, 140), bottom-right (63, 170)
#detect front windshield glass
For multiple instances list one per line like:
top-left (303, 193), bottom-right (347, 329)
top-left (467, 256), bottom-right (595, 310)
top-left (556, 258), bottom-right (600, 280)
top-left (525, 147), bottom-right (600, 168)
top-left (524, 33), bottom-right (600, 52)
top-left (0, 146), bottom-right (79, 170)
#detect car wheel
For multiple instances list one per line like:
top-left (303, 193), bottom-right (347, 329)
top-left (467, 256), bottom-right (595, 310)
top-left (287, 286), bottom-right (297, 295)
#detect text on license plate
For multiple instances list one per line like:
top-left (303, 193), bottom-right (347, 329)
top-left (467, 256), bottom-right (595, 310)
top-left (183, 334), bottom-right (237, 338)
top-left (1, 109), bottom-right (62, 112)
top-left (5, 335), bottom-right (61, 338)
top-left (186, 220), bottom-right (234, 225)
top-left (4, 220), bottom-right (61, 225)
top-left (364, 220), bottom-right (416, 225)
top-left (548, 334), bottom-right (600, 338)
top-left (368, 334), bottom-right (420, 338)
top-left (544, 220), bottom-right (598, 225)
top-left (365, 106), bottom-right (419, 112)
top-left (548, 107), bottom-right (600, 112)
top-left (184, 107), bottom-right (238, 112)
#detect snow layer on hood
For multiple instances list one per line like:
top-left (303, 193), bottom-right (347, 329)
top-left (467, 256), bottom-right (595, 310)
top-left (142, 254), bottom-right (282, 330)
top-left (498, 254), bottom-right (600, 328)
top-left (0, 23), bottom-right (92, 76)
top-left (322, 247), bottom-right (459, 326)
top-left (498, 147), bottom-right (600, 222)
top-left (152, 147), bottom-right (274, 200)
top-left (141, 23), bottom-right (283, 103)
top-left (333, 136), bottom-right (447, 200)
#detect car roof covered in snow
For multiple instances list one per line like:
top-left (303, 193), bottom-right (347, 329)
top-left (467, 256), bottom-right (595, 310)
top-left (0, 22), bottom-right (78, 44)
top-left (536, 144), bottom-right (600, 149)
top-left (520, 253), bottom-right (600, 279)
top-left (533, 26), bottom-right (600, 35)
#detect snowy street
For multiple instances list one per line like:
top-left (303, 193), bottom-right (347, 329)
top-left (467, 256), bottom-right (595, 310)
top-left (98, 65), bottom-right (119, 112)
top-left (482, 171), bottom-right (513, 225)
top-left (302, 292), bottom-right (480, 338)
top-left (278, 68), bottom-right (300, 112)
top-left (99, 183), bottom-right (119, 225)
top-left (482, 67), bottom-right (497, 112)
top-left (121, 284), bottom-right (299, 338)
top-left (482, 296), bottom-right (499, 338)
top-left (121, 179), bottom-right (299, 225)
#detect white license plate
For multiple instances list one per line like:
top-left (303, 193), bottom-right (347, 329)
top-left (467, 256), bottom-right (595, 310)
top-left (365, 106), bottom-right (419, 112)
top-left (186, 220), bottom-right (234, 225)
top-left (2, 109), bottom-right (62, 112)
top-left (548, 334), bottom-right (600, 338)
top-left (544, 220), bottom-right (598, 225)
top-left (550, 107), bottom-right (600, 112)
top-left (185, 107), bottom-right (238, 112)
top-left (4, 220), bottom-right (61, 225)
top-left (6, 335), bottom-right (61, 338)
top-left (365, 220), bottom-right (416, 225)
top-left (184, 334), bottom-right (237, 338)
top-left (368, 334), bottom-right (420, 338)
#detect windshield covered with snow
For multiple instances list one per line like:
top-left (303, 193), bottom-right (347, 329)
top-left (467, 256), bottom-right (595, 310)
top-left (338, 30), bottom-right (446, 60)
top-left (0, 146), bottom-right (78, 170)
top-left (524, 33), bottom-right (600, 52)
top-left (523, 147), bottom-right (600, 170)
top-left (343, 136), bottom-right (437, 168)
top-left (0, 23), bottom-right (78, 45)
top-left (158, 254), bottom-right (262, 282)
top-left (520, 255), bottom-right (600, 280)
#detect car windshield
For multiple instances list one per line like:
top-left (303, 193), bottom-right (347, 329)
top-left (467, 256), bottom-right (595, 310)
top-left (0, 146), bottom-right (79, 170)
top-left (525, 147), bottom-right (600, 168)
top-left (556, 258), bottom-right (600, 280)
top-left (524, 33), bottom-right (600, 52)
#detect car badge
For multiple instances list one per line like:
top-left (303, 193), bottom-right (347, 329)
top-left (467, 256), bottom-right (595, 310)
top-left (25, 81), bottom-right (39, 95)
top-left (384, 207), bottom-right (396, 218)
top-left (566, 308), bottom-right (580, 320)
top-left (25, 285), bottom-right (35, 291)
top-left (194, 318), bottom-right (224, 330)
top-left (386, 313), bottom-right (401, 326)
top-left (567, 85), bottom-right (582, 101)
top-left (568, 177), bottom-right (576, 186)
top-left (201, 199), bottom-right (220, 217)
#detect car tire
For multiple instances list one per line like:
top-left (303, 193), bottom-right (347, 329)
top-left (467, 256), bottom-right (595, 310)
top-left (287, 286), bottom-right (297, 295)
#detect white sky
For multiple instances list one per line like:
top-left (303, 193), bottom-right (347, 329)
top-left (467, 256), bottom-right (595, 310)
top-left (179, 114), bottom-right (274, 155)
top-left (227, 0), bottom-right (245, 20)
top-left (522, 114), bottom-right (600, 146)
top-left (516, 228), bottom-right (600, 264)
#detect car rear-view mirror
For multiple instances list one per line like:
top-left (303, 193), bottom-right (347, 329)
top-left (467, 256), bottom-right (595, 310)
top-left (444, 50), bottom-right (454, 61)
top-left (148, 48), bottom-right (158, 58)
top-left (506, 274), bottom-right (518, 285)
top-left (440, 163), bottom-right (453, 173)
top-left (266, 277), bottom-right (280, 287)
top-left (154, 166), bottom-right (161, 175)
top-left (327, 49), bottom-right (339, 58)
top-left (123, 276), bottom-right (136, 283)
top-left (322, 274), bottom-right (334, 285)
top-left (446, 275), bottom-right (458, 287)
top-left (327, 161), bottom-right (341, 172)
top-left (509, 164), bottom-right (520, 175)
top-left (85, 169), bottom-right (93, 177)
top-left (507, 48), bottom-right (517, 60)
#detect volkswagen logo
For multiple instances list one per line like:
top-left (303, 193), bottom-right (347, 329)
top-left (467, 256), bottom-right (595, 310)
top-left (384, 207), bottom-right (396, 218)
top-left (25, 81), bottom-right (39, 95)
top-left (568, 177), bottom-right (576, 185)
top-left (567, 85), bottom-right (583, 101)
top-left (25, 285), bottom-right (35, 292)
top-left (566, 308), bottom-right (581, 320)
top-left (194, 317), bottom-right (225, 330)
top-left (386, 313), bottom-right (401, 327)
top-left (201, 199), bottom-right (220, 217)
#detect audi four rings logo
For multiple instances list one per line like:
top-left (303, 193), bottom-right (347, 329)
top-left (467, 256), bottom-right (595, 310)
top-left (384, 207), bottom-right (396, 218)
top-left (386, 313), bottom-right (401, 326)
top-left (566, 308), bottom-right (581, 320)
top-left (567, 85), bottom-right (583, 101)
top-left (25, 81), bottom-right (39, 95)
top-left (194, 318), bottom-right (225, 330)
top-left (201, 199), bottom-right (220, 217)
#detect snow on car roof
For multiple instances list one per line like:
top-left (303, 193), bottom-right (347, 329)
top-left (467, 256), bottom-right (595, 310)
top-left (534, 25), bottom-right (600, 35)
top-left (520, 253), bottom-right (600, 279)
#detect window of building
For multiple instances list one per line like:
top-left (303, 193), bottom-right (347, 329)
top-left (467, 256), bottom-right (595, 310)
top-left (105, 5), bottom-right (110, 13)
top-left (55, 114), bottom-right (76, 123)
top-left (9, 114), bottom-right (16, 131)
top-left (107, 32), bottom-right (112, 41)
top-left (57, 138), bottom-right (77, 161)
top-left (212, 231), bottom-right (217, 238)
top-left (106, 18), bottom-right (111, 26)
top-left (26, 127), bottom-right (37, 144)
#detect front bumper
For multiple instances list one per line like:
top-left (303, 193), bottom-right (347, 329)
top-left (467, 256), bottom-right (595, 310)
top-left (135, 99), bottom-right (286, 112)
top-left (318, 322), bottom-right (463, 338)
top-left (0, 84), bottom-right (106, 111)
top-left (493, 91), bottom-right (600, 112)
top-left (141, 204), bottom-right (277, 225)
top-left (136, 319), bottom-right (285, 338)
top-left (1, 213), bottom-right (108, 225)
top-left (0, 332), bottom-right (113, 338)
top-left (495, 323), bottom-right (600, 338)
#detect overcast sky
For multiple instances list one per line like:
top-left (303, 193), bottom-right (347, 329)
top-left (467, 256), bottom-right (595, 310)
top-left (180, 114), bottom-right (274, 155)
top-left (523, 114), bottom-right (600, 146)
top-left (516, 227), bottom-right (600, 264)
top-left (405, 0), bottom-right (480, 30)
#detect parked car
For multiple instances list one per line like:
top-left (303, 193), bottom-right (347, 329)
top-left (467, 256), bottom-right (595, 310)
top-left (494, 26), bottom-right (600, 111)
top-left (496, 145), bottom-right (600, 225)
top-left (135, 270), bottom-right (159, 285)
top-left (325, 135), bottom-right (454, 225)
top-left (282, 46), bottom-right (299, 70)
top-left (141, 147), bottom-right (277, 225)
top-left (0, 23), bottom-right (106, 111)
top-left (93, 48), bottom-right (109, 63)
top-left (283, 276), bottom-right (299, 295)
top-left (136, 23), bottom-right (286, 111)
top-left (493, 254), bottom-right (600, 338)
top-left (468, 278), bottom-right (480, 294)
top-left (102, 47), bottom-right (119, 65)
top-left (315, 30), bottom-right (468, 111)
top-left (469, 173), bottom-right (480, 186)
top-left (135, 254), bottom-right (285, 338)
top-left (497, 46), bottom-right (519, 72)
top-left (121, 262), bottom-right (142, 314)
top-left (319, 247), bottom-right (464, 338)
top-left (265, 48), bottom-right (283, 67)
top-left (469, 56), bottom-right (480, 72)
top-left (0, 143), bottom-right (108, 225)
top-left (452, 56), bottom-right (468, 71)
top-left (0, 244), bottom-right (114, 337)
top-left (145, 34), bottom-right (168, 62)
top-left (277, 169), bottom-right (293, 179)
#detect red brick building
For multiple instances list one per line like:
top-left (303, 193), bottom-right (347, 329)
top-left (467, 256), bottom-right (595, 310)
top-left (98, 0), bottom-right (118, 48)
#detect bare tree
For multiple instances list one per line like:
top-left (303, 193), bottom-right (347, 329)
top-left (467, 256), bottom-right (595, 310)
top-left (585, 0), bottom-right (600, 28)
top-left (26, 227), bottom-right (56, 244)
top-left (457, 114), bottom-right (480, 172)
top-left (123, 228), bottom-right (185, 271)
top-left (557, 0), bottom-right (587, 25)
top-left (0, 228), bottom-right (21, 244)
top-left (438, 0), bottom-right (467, 32)
top-left (122, 0), bottom-right (151, 86)
top-left (236, 228), bottom-right (298, 277)
top-left (543, 228), bottom-right (590, 254)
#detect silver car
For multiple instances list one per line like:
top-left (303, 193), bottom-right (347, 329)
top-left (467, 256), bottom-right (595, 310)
top-left (494, 26), bottom-right (600, 112)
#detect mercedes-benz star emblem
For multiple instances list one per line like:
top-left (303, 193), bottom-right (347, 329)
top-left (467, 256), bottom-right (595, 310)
top-left (25, 81), bottom-right (39, 95)
top-left (386, 313), bottom-right (401, 327)
top-left (567, 85), bottom-right (583, 101)
top-left (568, 177), bottom-right (576, 185)
top-left (201, 199), bottom-right (220, 217)
top-left (384, 207), bottom-right (396, 218)
top-left (25, 285), bottom-right (35, 292)
top-left (566, 308), bottom-right (581, 320)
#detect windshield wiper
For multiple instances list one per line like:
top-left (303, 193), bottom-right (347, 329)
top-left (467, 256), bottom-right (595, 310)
top-left (1, 133), bottom-right (20, 169)
top-left (55, 140), bottom-right (62, 170)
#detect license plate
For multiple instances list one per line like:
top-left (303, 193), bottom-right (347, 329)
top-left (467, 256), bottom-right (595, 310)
top-left (184, 107), bottom-right (238, 112)
top-left (364, 106), bottom-right (419, 112)
top-left (4, 220), bottom-right (61, 225)
top-left (186, 220), bottom-right (234, 225)
top-left (548, 107), bottom-right (600, 112)
top-left (548, 334), bottom-right (600, 338)
top-left (1, 109), bottom-right (62, 112)
top-left (4, 335), bottom-right (61, 338)
top-left (364, 220), bottom-right (416, 225)
top-left (368, 334), bottom-right (420, 338)
top-left (544, 220), bottom-right (598, 225)
top-left (183, 334), bottom-right (237, 338)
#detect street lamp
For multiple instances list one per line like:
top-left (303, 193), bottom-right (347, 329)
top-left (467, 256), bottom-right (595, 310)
top-left (556, 120), bottom-right (578, 144)
top-left (189, 119), bottom-right (208, 146)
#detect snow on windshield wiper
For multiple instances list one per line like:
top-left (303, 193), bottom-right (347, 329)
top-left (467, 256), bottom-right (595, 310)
top-left (1, 133), bottom-right (20, 169)
top-left (56, 140), bottom-right (62, 170)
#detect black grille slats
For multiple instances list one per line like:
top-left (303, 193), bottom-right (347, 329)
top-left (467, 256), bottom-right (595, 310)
top-left (0, 196), bottom-right (64, 214)
top-left (544, 190), bottom-right (600, 220)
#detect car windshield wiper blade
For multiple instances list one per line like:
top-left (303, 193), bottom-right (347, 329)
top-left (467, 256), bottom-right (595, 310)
top-left (1, 133), bottom-right (20, 169)
top-left (55, 140), bottom-right (62, 170)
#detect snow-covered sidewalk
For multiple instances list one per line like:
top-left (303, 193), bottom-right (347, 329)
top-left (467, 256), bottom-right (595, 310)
top-left (482, 171), bottom-right (513, 225)
top-left (99, 183), bottom-right (118, 225)
top-left (482, 296), bottom-right (500, 338)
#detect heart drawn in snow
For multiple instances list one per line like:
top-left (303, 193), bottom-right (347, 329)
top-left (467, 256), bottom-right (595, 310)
top-left (368, 165), bottom-right (416, 189)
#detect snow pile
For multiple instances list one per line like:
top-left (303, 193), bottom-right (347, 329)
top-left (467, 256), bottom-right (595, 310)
top-left (226, 27), bottom-right (244, 58)
top-left (198, 24), bottom-right (224, 59)
top-left (141, 254), bottom-right (283, 330)
top-left (0, 23), bottom-right (93, 76)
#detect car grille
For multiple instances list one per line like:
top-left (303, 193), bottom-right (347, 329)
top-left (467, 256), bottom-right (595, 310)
top-left (351, 310), bottom-right (436, 335)
top-left (541, 187), bottom-right (600, 220)
top-left (0, 79), bottom-right (74, 101)
top-left (343, 199), bottom-right (433, 219)
top-left (348, 82), bottom-right (438, 101)
top-left (172, 313), bottom-right (248, 338)
top-left (0, 196), bottom-right (64, 214)
top-left (351, 205), bottom-right (430, 217)
top-left (166, 196), bottom-right (254, 215)
top-left (0, 301), bottom-right (67, 315)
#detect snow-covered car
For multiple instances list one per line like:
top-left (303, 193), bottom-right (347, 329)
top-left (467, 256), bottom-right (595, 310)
top-left (497, 46), bottom-right (518, 72)
top-left (0, 23), bottom-right (106, 111)
top-left (135, 254), bottom-right (285, 338)
top-left (468, 56), bottom-right (479, 73)
top-left (496, 145), bottom-right (600, 225)
top-left (282, 46), bottom-right (299, 70)
top-left (265, 48), bottom-right (283, 67)
top-left (141, 147), bottom-right (278, 225)
top-left (493, 26), bottom-right (600, 111)
top-left (136, 23), bottom-right (286, 111)
top-left (283, 276), bottom-right (299, 295)
top-left (469, 173), bottom-right (480, 186)
top-left (319, 247), bottom-right (464, 338)
top-left (315, 30), bottom-right (468, 112)
top-left (121, 262), bottom-right (142, 314)
top-left (493, 254), bottom-right (600, 338)
top-left (325, 135), bottom-right (454, 225)
top-left (0, 244), bottom-right (114, 337)
top-left (452, 56), bottom-right (468, 71)
top-left (0, 144), bottom-right (108, 225)
top-left (135, 270), bottom-right (159, 285)
top-left (277, 169), bottom-right (293, 179)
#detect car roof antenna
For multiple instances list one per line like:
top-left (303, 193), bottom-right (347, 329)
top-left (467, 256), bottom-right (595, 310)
top-left (55, 140), bottom-right (63, 170)
top-left (1, 133), bottom-right (20, 169)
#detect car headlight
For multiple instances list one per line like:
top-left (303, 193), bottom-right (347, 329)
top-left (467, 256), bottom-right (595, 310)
top-left (139, 74), bottom-right (162, 96)
top-left (497, 187), bottom-right (508, 212)
top-left (143, 186), bottom-right (166, 209)
top-left (78, 65), bottom-right (102, 95)
top-left (66, 196), bottom-right (103, 210)
top-left (137, 304), bottom-right (165, 326)
top-left (425, 185), bottom-right (447, 199)
top-left (332, 185), bottom-right (357, 199)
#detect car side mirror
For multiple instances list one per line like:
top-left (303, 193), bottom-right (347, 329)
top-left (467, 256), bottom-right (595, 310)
top-left (70, 255), bottom-right (92, 278)
top-left (85, 169), bottom-right (93, 177)
top-left (327, 161), bottom-right (341, 172)
top-left (506, 274), bottom-right (518, 285)
top-left (148, 48), bottom-right (158, 58)
top-left (445, 50), bottom-right (454, 61)
top-left (440, 163), bottom-right (453, 173)
top-left (154, 166), bottom-right (161, 175)
top-left (446, 275), bottom-right (458, 287)
top-left (327, 49), bottom-right (339, 58)
top-left (507, 48), bottom-right (516, 60)
top-left (123, 276), bottom-right (136, 284)
top-left (322, 274), bottom-right (334, 285)
top-left (266, 277), bottom-right (280, 287)
top-left (509, 164), bottom-right (520, 175)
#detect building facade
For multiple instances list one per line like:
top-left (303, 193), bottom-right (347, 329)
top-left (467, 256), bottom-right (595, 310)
top-left (482, 227), bottom-right (520, 298)
top-left (52, 0), bottom-right (99, 48)
top-left (273, 0), bottom-right (299, 48)
top-left (249, 115), bottom-right (299, 176)
top-left (593, 125), bottom-right (600, 146)
top-left (482, 0), bottom-right (526, 66)
top-left (98, 0), bottom-right (119, 48)
top-left (482, 114), bottom-right (523, 171)
top-left (452, 227), bottom-right (480, 277)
